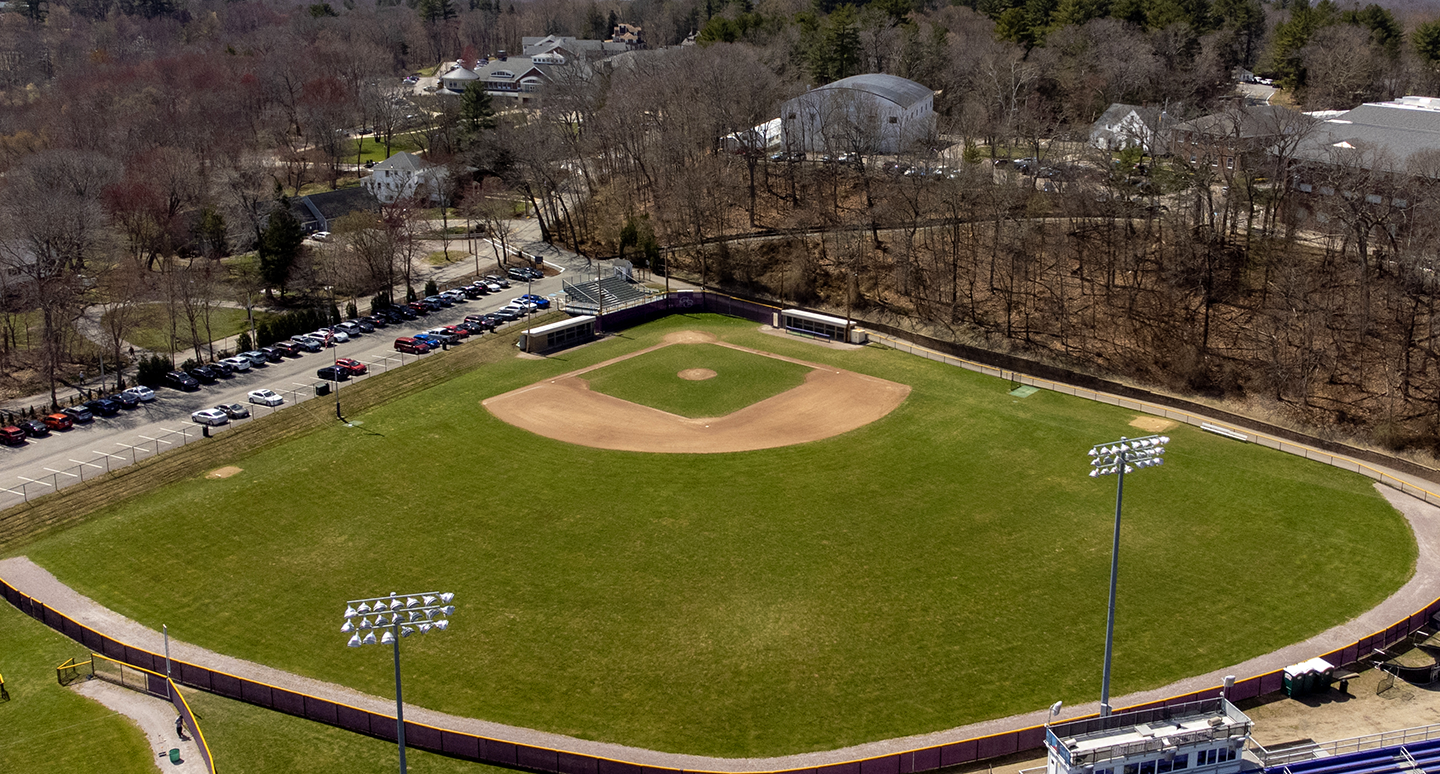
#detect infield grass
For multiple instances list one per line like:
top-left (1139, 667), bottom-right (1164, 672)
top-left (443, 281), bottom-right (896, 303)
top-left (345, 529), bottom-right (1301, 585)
top-left (0, 599), bottom-right (154, 774)
top-left (584, 343), bottom-right (811, 417)
top-left (12, 314), bottom-right (1417, 758)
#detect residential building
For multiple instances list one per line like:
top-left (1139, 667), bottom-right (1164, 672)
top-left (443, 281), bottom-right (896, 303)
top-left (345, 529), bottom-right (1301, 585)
top-left (1170, 104), bottom-right (1302, 172)
top-left (1090, 103), bottom-right (1169, 155)
top-left (780, 74), bottom-right (936, 156)
top-left (361, 152), bottom-right (448, 205)
top-left (287, 187), bottom-right (381, 234)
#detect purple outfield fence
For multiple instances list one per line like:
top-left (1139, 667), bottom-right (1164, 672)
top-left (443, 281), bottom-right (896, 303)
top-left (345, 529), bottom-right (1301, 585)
top-left (596, 290), bottom-right (778, 333)
top-left (86, 653), bottom-right (217, 774)
top-left (5, 574), bottom-right (1440, 774)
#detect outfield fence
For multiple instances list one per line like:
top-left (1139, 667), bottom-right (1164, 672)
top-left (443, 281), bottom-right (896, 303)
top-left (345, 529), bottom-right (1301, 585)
top-left (53, 651), bottom-right (215, 772)
top-left (5, 573), bottom-right (1440, 774)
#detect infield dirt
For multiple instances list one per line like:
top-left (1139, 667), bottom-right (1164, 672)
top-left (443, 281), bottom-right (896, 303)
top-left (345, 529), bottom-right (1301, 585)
top-left (483, 330), bottom-right (910, 453)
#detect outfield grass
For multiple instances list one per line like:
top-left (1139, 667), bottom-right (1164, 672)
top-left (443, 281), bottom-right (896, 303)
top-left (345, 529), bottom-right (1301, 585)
top-left (115, 304), bottom-right (266, 353)
top-left (0, 600), bottom-right (154, 773)
top-left (14, 314), bottom-right (1416, 757)
top-left (585, 343), bottom-right (812, 417)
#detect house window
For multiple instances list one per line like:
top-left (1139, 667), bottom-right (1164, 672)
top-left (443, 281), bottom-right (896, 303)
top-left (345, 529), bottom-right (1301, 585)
top-left (888, 116), bottom-right (898, 124)
top-left (1226, 158), bottom-right (1234, 169)
top-left (1299, 183), bottom-right (1312, 192)
top-left (1320, 186), bottom-right (1334, 196)
top-left (1366, 193), bottom-right (1382, 204)
top-left (1190, 155), bottom-right (1196, 164)
top-left (1173, 754), bottom-right (1189, 770)
top-left (787, 112), bottom-right (797, 120)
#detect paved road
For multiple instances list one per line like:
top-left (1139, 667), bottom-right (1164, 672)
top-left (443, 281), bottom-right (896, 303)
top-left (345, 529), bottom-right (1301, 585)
top-left (0, 269), bottom-right (570, 508)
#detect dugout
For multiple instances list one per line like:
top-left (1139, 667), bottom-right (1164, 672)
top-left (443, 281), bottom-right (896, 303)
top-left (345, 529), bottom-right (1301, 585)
top-left (779, 309), bottom-right (864, 343)
top-left (517, 315), bottom-right (596, 353)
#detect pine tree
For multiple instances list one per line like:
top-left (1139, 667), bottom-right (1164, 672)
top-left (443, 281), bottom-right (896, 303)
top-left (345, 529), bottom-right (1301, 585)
top-left (459, 82), bottom-right (497, 148)
top-left (259, 198), bottom-right (304, 299)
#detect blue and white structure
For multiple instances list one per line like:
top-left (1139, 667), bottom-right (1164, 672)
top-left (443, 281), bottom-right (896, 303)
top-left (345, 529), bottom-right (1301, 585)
top-left (1045, 699), bottom-right (1255, 774)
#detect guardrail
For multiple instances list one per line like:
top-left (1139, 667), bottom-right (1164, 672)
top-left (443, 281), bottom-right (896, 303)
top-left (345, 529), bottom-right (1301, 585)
top-left (1254, 722), bottom-right (1440, 766)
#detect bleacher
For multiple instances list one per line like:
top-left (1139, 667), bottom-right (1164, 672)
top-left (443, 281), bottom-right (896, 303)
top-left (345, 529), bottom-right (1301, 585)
top-left (1264, 737), bottom-right (1440, 774)
top-left (562, 276), bottom-right (655, 314)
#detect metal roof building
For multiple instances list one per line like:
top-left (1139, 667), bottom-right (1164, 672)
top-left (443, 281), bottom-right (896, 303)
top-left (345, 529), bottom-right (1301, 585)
top-left (781, 73), bottom-right (936, 156)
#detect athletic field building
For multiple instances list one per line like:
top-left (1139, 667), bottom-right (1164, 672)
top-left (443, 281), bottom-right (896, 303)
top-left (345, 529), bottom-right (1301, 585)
top-left (1044, 699), bottom-right (1254, 774)
top-left (517, 316), bottom-right (595, 353)
top-left (778, 309), bottom-right (862, 343)
top-left (780, 74), bottom-right (936, 156)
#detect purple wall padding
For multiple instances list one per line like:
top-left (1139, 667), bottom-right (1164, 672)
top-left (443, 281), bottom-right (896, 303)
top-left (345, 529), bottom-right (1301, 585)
top-left (558, 750), bottom-right (600, 774)
top-left (1017, 726), bottom-right (1046, 748)
top-left (596, 757), bottom-right (642, 774)
top-left (1229, 676), bottom-right (1260, 702)
top-left (240, 679), bottom-right (273, 707)
top-left (941, 739), bottom-right (978, 766)
top-left (305, 697), bottom-right (338, 725)
top-left (371, 712), bottom-right (397, 742)
top-left (481, 738), bottom-right (519, 766)
top-left (62, 617), bottom-right (82, 640)
top-left (146, 673), bottom-right (169, 698)
top-left (517, 743), bottom-right (560, 772)
top-left (860, 754), bottom-right (901, 774)
top-left (977, 733), bottom-right (1019, 760)
top-left (818, 760), bottom-right (861, 774)
top-left (407, 722), bottom-right (442, 751)
top-left (1259, 671), bottom-right (1283, 693)
top-left (80, 628), bottom-right (102, 651)
top-left (639, 764), bottom-right (678, 774)
top-left (102, 637), bottom-right (125, 659)
top-left (912, 746), bottom-right (942, 772)
top-left (126, 646), bottom-right (157, 673)
top-left (211, 671), bottom-right (243, 699)
top-left (272, 688), bottom-right (305, 717)
top-left (335, 703), bottom-right (372, 736)
top-left (179, 663), bottom-right (212, 691)
top-left (441, 730), bottom-right (481, 760)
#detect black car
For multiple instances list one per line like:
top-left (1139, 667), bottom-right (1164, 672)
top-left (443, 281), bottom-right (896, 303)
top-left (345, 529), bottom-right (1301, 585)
top-left (355, 319), bottom-right (375, 333)
top-left (108, 391), bottom-right (141, 409)
top-left (365, 315), bottom-right (389, 329)
top-left (259, 347), bottom-right (285, 362)
top-left (316, 365), bottom-right (352, 381)
top-left (485, 274), bottom-right (511, 288)
top-left (17, 419), bottom-right (50, 438)
top-left (462, 285), bottom-right (487, 299)
top-left (271, 341), bottom-right (302, 357)
top-left (507, 267), bottom-right (533, 282)
top-left (84, 398), bottom-right (121, 417)
top-left (209, 361), bottom-right (234, 377)
top-left (61, 405), bottom-right (95, 423)
top-left (394, 305), bottom-right (419, 320)
top-left (165, 370), bottom-right (200, 391)
top-left (491, 308), bottom-right (521, 322)
top-left (189, 365), bottom-right (219, 384)
top-left (456, 321), bottom-right (484, 335)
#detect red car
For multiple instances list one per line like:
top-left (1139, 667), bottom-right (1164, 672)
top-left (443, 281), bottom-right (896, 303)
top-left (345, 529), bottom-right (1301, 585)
top-left (42, 413), bottom-right (74, 431)
top-left (334, 357), bottom-right (369, 376)
top-left (0, 426), bottom-right (26, 446)
top-left (439, 325), bottom-right (470, 339)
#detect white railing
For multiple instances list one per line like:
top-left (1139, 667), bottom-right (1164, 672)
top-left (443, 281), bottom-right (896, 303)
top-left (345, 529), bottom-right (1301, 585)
top-left (1255, 723), bottom-right (1440, 766)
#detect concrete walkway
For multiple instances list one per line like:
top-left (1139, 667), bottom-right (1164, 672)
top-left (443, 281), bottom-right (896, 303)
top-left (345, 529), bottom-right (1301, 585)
top-left (3, 483), bottom-right (1438, 771)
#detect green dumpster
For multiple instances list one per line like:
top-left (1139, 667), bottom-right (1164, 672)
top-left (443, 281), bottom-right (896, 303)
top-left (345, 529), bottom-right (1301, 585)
top-left (315, 382), bottom-right (330, 397)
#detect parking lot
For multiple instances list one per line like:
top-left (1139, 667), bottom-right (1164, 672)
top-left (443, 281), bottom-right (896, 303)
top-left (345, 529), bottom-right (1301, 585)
top-left (0, 270), bottom-right (566, 508)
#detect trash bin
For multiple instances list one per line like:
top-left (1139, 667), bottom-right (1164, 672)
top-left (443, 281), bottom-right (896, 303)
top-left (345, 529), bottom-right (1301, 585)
top-left (315, 382), bottom-right (330, 397)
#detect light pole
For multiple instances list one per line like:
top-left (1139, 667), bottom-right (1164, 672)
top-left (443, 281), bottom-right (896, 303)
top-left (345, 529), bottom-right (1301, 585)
top-left (342, 591), bottom-right (456, 774)
top-left (327, 285), bottom-right (341, 420)
top-left (1087, 433), bottom-right (1168, 716)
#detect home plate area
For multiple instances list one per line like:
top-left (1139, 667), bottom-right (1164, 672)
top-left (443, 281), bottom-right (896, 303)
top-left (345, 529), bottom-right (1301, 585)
top-left (482, 333), bottom-right (910, 454)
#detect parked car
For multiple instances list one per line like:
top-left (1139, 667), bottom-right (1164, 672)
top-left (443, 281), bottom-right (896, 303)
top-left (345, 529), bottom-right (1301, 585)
top-left (61, 406), bottom-right (94, 423)
top-left (0, 426), bottom-right (25, 446)
top-left (364, 315), bottom-right (389, 329)
top-left (248, 389), bottom-right (284, 407)
top-left (393, 337), bottom-right (430, 354)
top-left (191, 408), bottom-right (230, 426)
top-left (123, 385), bottom-right (156, 402)
top-left (17, 419), bottom-right (49, 438)
top-left (414, 332), bottom-right (450, 348)
top-left (399, 304), bottom-right (426, 318)
top-left (84, 398), bottom-right (121, 417)
top-left (241, 350), bottom-right (270, 367)
top-left (354, 319), bottom-right (375, 333)
top-left (336, 321), bottom-right (364, 337)
top-left (438, 324), bottom-right (470, 339)
top-left (425, 295), bottom-right (452, 308)
top-left (463, 285), bottom-right (488, 299)
top-left (209, 360), bottom-right (235, 377)
top-left (189, 365), bottom-right (218, 384)
top-left (290, 336), bottom-right (323, 352)
top-left (319, 328), bottom-right (349, 343)
top-left (440, 289), bottom-right (467, 303)
top-left (456, 321), bottom-right (484, 335)
top-left (165, 370), bottom-right (200, 391)
top-left (215, 403), bottom-right (251, 419)
top-left (485, 274), bottom-right (511, 288)
top-left (42, 413), bottom-right (73, 431)
top-left (311, 230), bottom-right (331, 242)
top-left (491, 307), bottom-right (522, 322)
top-left (108, 391), bottom-right (140, 409)
top-left (480, 280), bottom-right (503, 293)
top-left (507, 267), bottom-right (533, 282)
top-left (519, 294), bottom-right (552, 309)
top-left (316, 365), bottom-right (352, 381)
top-left (220, 356), bottom-right (253, 372)
top-left (333, 357), bottom-right (369, 375)
top-left (271, 341), bottom-right (301, 357)
top-left (259, 347), bottom-right (285, 362)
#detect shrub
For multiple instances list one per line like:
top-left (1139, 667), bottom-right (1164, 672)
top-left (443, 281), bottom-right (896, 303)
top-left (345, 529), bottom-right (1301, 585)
top-left (423, 279), bottom-right (439, 297)
top-left (138, 354), bottom-right (172, 387)
top-left (238, 332), bottom-right (253, 352)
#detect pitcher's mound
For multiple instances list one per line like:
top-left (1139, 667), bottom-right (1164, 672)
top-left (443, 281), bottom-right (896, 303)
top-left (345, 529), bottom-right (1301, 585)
top-left (206, 466), bottom-right (242, 479)
top-left (678, 368), bottom-right (717, 381)
top-left (1129, 416), bottom-right (1178, 433)
top-left (484, 339), bottom-right (909, 454)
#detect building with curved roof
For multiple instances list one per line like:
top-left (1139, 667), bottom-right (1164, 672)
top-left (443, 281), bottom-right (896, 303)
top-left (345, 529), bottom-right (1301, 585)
top-left (781, 73), bottom-right (935, 155)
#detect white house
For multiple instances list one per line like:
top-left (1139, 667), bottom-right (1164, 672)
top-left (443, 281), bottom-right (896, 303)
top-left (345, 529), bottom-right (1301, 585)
top-left (1090, 103), bottom-right (1168, 155)
top-left (780, 74), bottom-right (935, 156)
top-left (362, 152), bottom-right (448, 205)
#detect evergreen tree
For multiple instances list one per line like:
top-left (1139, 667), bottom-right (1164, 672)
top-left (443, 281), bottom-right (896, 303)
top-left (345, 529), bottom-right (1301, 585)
top-left (1416, 20), bottom-right (1440, 68)
top-left (808, 5), bottom-right (861, 82)
top-left (459, 82), bottom-right (497, 148)
top-left (259, 198), bottom-right (304, 299)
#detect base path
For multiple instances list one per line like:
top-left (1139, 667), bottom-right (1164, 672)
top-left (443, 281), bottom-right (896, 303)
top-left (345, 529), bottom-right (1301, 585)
top-left (3, 483), bottom-right (1437, 771)
top-left (483, 331), bottom-right (911, 453)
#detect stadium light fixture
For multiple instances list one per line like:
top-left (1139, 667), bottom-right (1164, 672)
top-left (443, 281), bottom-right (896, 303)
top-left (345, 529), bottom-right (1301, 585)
top-left (342, 590), bottom-right (455, 774)
top-left (1087, 434), bottom-right (1169, 717)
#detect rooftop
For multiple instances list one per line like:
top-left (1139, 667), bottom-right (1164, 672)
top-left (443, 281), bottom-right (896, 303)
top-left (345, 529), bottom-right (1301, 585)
top-left (1046, 699), bottom-right (1252, 767)
top-left (811, 74), bottom-right (934, 110)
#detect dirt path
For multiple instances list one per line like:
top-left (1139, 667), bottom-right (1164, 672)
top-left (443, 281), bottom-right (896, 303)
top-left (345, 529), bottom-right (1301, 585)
top-left (71, 679), bottom-right (207, 773)
top-left (3, 481), bottom-right (1438, 771)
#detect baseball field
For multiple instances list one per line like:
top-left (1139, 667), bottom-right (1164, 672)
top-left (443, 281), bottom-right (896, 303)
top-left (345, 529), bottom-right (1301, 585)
top-left (8, 313), bottom-right (1416, 758)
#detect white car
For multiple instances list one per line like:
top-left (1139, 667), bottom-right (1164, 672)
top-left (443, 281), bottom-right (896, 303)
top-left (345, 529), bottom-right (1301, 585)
top-left (315, 329), bottom-right (349, 343)
top-left (312, 231), bottom-right (331, 241)
top-left (247, 389), bottom-right (284, 407)
top-left (219, 356), bottom-right (252, 372)
top-left (191, 408), bottom-right (230, 426)
top-left (240, 350), bottom-right (269, 366)
top-left (122, 386), bottom-right (156, 402)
